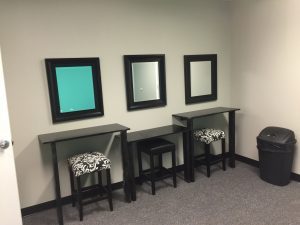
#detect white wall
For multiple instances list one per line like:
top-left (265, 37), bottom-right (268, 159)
top-left (231, 0), bottom-right (300, 173)
top-left (0, 0), bottom-right (232, 208)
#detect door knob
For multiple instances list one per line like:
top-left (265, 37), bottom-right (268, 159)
top-left (0, 140), bottom-right (10, 150)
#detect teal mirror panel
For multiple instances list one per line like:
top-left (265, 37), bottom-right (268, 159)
top-left (56, 66), bottom-right (96, 113)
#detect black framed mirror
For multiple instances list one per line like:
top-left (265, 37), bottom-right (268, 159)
top-left (45, 57), bottom-right (104, 123)
top-left (124, 54), bottom-right (166, 110)
top-left (184, 54), bottom-right (217, 104)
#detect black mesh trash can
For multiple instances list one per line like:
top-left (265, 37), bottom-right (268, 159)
top-left (257, 127), bottom-right (296, 186)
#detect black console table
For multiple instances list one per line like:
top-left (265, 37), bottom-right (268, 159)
top-left (38, 123), bottom-right (130, 225)
top-left (173, 107), bottom-right (240, 182)
top-left (126, 124), bottom-right (186, 201)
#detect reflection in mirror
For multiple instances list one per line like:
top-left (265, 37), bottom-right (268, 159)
top-left (124, 54), bottom-right (166, 111)
top-left (132, 62), bottom-right (160, 102)
top-left (190, 61), bottom-right (212, 96)
top-left (184, 54), bottom-right (217, 104)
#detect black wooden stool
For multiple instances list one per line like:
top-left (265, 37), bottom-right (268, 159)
top-left (68, 152), bottom-right (113, 221)
top-left (137, 138), bottom-right (177, 195)
top-left (194, 128), bottom-right (226, 177)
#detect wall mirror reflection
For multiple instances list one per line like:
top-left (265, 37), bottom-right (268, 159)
top-left (124, 54), bottom-right (166, 110)
top-left (184, 54), bottom-right (217, 104)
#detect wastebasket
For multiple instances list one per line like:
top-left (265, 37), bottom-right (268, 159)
top-left (257, 126), bottom-right (296, 186)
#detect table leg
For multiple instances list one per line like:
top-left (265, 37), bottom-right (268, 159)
top-left (128, 142), bottom-right (136, 201)
top-left (182, 120), bottom-right (194, 182)
top-left (228, 111), bottom-right (236, 168)
top-left (120, 131), bottom-right (132, 203)
top-left (51, 143), bottom-right (64, 225)
top-left (188, 120), bottom-right (195, 182)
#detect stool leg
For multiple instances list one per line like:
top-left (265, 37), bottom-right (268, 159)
top-left (98, 171), bottom-right (103, 196)
top-left (76, 176), bottom-right (83, 221)
top-left (205, 144), bottom-right (211, 178)
top-left (150, 153), bottom-right (156, 195)
top-left (171, 149), bottom-right (177, 188)
top-left (222, 139), bottom-right (226, 171)
top-left (158, 153), bottom-right (163, 171)
top-left (106, 169), bottom-right (113, 211)
top-left (137, 148), bottom-right (143, 185)
top-left (68, 167), bottom-right (76, 207)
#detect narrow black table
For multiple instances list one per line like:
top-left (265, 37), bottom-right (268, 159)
top-left (38, 123), bottom-right (130, 225)
top-left (126, 124), bottom-right (186, 201)
top-left (172, 107), bottom-right (240, 182)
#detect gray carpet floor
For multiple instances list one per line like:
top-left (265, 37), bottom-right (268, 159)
top-left (23, 162), bottom-right (300, 225)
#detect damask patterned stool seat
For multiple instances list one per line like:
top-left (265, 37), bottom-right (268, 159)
top-left (68, 152), bottom-right (113, 221)
top-left (194, 128), bottom-right (225, 144)
top-left (194, 128), bottom-right (226, 177)
top-left (68, 152), bottom-right (111, 177)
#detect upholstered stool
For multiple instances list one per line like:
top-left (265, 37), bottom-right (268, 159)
top-left (137, 138), bottom-right (177, 195)
top-left (68, 152), bottom-right (113, 221)
top-left (194, 128), bottom-right (226, 177)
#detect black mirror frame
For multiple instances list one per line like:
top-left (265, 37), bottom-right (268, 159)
top-left (184, 54), bottom-right (217, 104)
top-left (124, 54), bottom-right (167, 111)
top-left (45, 57), bottom-right (104, 123)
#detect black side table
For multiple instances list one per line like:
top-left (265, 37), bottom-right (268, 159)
top-left (38, 123), bottom-right (130, 225)
top-left (173, 107), bottom-right (240, 182)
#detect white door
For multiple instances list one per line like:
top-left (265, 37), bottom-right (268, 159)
top-left (0, 48), bottom-right (22, 225)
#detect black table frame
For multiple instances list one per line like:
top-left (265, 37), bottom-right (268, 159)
top-left (126, 124), bottom-right (186, 201)
top-left (38, 123), bottom-right (130, 225)
top-left (172, 107), bottom-right (240, 182)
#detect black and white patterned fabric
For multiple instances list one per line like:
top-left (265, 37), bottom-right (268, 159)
top-left (68, 152), bottom-right (111, 177)
top-left (194, 128), bottom-right (225, 144)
